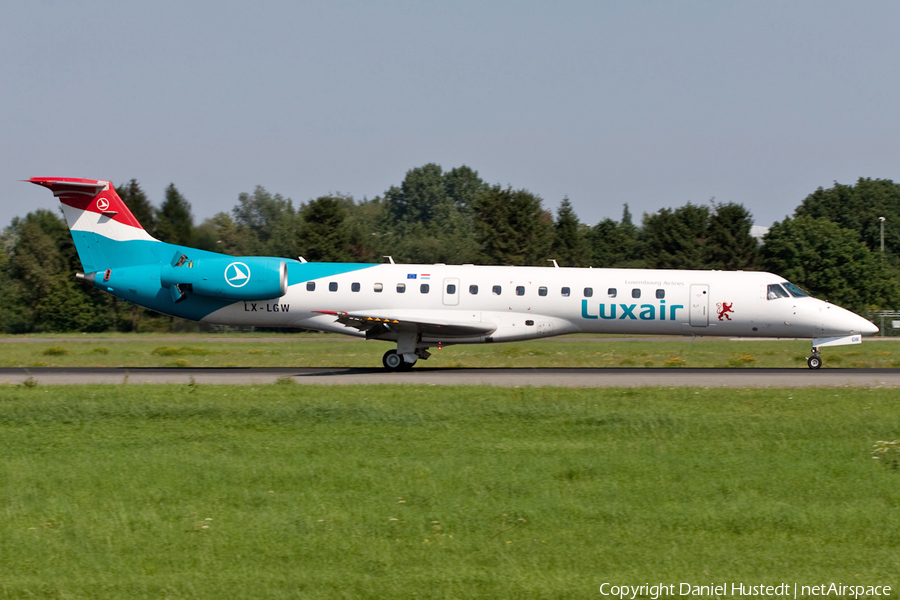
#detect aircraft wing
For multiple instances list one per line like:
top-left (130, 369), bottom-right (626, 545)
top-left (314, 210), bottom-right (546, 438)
top-left (314, 310), bottom-right (496, 338)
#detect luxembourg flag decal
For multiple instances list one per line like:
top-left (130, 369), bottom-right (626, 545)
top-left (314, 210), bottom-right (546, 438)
top-left (421, 274), bottom-right (431, 280)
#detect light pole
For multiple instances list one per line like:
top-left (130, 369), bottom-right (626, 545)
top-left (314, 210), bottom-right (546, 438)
top-left (878, 217), bottom-right (886, 337)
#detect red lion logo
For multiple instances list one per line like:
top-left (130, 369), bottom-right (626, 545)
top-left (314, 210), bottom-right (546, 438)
top-left (716, 302), bottom-right (734, 321)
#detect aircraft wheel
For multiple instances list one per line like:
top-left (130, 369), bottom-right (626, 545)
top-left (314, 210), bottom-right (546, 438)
top-left (382, 350), bottom-right (404, 371)
top-left (807, 354), bottom-right (822, 370)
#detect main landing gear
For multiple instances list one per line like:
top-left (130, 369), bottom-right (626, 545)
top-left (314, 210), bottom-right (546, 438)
top-left (382, 349), bottom-right (413, 371)
top-left (807, 347), bottom-right (822, 370)
top-left (382, 348), bottom-right (432, 371)
top-left (380, 331), bottom-right (434, 371)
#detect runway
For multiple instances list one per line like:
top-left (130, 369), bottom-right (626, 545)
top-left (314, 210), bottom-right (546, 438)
top-left (2, 366), bottom-right (900, 387)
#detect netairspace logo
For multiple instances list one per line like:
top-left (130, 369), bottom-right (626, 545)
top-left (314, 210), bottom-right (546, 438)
top-left (598, 582), bottom-right (892, 599)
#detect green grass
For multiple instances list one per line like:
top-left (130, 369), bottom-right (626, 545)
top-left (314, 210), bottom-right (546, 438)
top-left (1, 384), bottom-right (899, 598)
top-left (1, 335), bottom-right (899, 368)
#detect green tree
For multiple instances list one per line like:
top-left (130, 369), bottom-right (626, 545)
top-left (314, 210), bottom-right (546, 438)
top-left (4, 210), bottom-right (114, 332)
top-left (704, 202), bottom-right (760, 270)
top-left (795, 178), bottom-right (900, 260)
top-left (116, 179), bottom-right (157, 235)
top-left (762, 215), bottom-right (900, 312)
top-left (299, 196), bottom-right (352, 262)
top-left (232, 186), bottom-right (300, 257)
top-left (589, 204), bottom-right (644, 268)
top-left (383, 163), bottom-right (487, 228)
top-left (551, 197), bottom-right (591, 267)
top-left (194, 212), bottom-right (255, 256)
top-left (0, 226), bottom-right (30, 333)
top-left (154, 184), bottom-right (194, 246)
top-left (443, 165), bottom-right (489, 215)
top-left (384, 164), bottom-right (451, 226)
top-left (378, 164), bottom-right (486, 264)
top-left (472, 186), bottom-right (554, 265)
top-left (641, 203), bottom-right (710, 269)
top-left (344, 197), bottom-right (385, 262)
top-left (381, 221), bottom-right (482, 265)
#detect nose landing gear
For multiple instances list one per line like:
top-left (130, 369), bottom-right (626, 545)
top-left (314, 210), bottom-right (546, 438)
top-left (807, 347), bottom-right (822, 370)
top-left (806, 334), bottom-right (867, 370)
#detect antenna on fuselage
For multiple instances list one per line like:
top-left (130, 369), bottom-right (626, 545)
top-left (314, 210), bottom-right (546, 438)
top-left (548, 259), bottom-right (560, 268)
top-left (383, 256), bottom-right (395, 264)
top-left (298, 256), bottom-right (308, 263)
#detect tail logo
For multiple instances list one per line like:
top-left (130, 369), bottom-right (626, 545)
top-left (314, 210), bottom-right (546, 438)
top-left (96, 198), bottom-right (110, 211)
top-left (225, 262), bottom-right (251, 287)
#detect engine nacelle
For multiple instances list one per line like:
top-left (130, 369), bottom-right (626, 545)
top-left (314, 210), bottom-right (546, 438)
top-left (161, 256), bottom-right (287, 302)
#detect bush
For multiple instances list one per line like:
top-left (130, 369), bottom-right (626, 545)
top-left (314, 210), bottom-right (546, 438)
top-left (151, 346), bottom-right (211, 356)
top-left (42, 347), bottom-right (69, 356)
top-left (872, 440), bottom-right (900, 471)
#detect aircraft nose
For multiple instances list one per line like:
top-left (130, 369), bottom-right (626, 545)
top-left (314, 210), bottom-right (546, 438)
top-left (818, 303), bottom-right (880, 336)
top-left (839, 307), bottom-right (878, 335)
top-left (860, 317), bottom-right (879, 335)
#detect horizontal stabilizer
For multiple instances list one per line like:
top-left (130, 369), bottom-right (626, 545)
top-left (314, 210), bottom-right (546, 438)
top-left (27, 178), bottom-right (108, 197)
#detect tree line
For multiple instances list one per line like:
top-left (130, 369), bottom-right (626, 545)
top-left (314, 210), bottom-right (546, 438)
top-left (1, 165), bottom-right (898, 333)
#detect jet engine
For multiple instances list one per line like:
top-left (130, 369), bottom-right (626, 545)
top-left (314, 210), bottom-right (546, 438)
top-left (160, 253), bottom-right (288, 302)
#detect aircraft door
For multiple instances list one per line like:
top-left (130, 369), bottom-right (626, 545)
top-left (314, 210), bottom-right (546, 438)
top-left (443, 278), bottom-right (460, 306)
top-left (690, 284), bottom-right (709, 327)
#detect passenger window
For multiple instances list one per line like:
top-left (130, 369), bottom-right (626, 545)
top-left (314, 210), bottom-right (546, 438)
top-left (656, 289), bottom-right (665, 299)
top-left (632, 288), bottom-right (641, 299)
top-left (306, 282), bottom-right (315, 292)
top-left (396, 283), bottom-right (406, 293)
top-left (447, 284), bottom-right (457, 294)
top-left (561, 287), bottom-right (570, 297)
top-left (538, 286), bottom-right (548, 296)
top-left (420, 283), bottom-right (430, 294)
top-left (329, 282), bottom-right (338, 292)
top-left (374, 283), bottom-right (383, 293)
top-left (608, 288), bottom-right (617, 298)
top-left (767, 284), bottom-right (790, 300)
top-left (584, 287), bottom-right (593, 298)
top-left (492, 285), bottom-right (502, 295)
top-left (516, 286), bottom-right (525, 296)
top-left (351, 282), bottom-right (360, 292)
top-left (469, 285), bottom-right (478, 295)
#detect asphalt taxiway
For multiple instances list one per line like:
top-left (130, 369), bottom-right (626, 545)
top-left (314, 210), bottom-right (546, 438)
top-left (1, 366), bottom-right (899, 387)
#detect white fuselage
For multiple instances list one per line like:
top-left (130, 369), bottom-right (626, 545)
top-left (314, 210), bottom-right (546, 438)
top-left (202, 264), bottom-right (877, 344)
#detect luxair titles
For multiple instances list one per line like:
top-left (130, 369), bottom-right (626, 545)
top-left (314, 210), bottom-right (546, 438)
top-left (583, 281), bottom-right (686, 321)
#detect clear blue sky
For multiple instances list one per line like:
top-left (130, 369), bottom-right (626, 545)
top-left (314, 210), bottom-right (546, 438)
top-left (3, 0), bottom-right (900, 231)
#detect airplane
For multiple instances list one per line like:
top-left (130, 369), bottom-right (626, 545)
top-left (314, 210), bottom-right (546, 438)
top-left (28, 177), bottom-right (879, 370)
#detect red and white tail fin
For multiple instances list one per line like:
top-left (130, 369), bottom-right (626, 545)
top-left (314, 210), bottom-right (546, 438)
top-left (28, 177), bottom-right (151, 237)
top-left (28, 177), bottom-right (158, 272)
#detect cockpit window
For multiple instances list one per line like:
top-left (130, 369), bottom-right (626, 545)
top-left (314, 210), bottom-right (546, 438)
top-left (782, 281), bottom-right (809, 298)
top-left (767, 284), bottom-right (790, 300)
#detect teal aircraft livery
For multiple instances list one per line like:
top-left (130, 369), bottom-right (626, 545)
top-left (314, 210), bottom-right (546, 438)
top-left (30, 177), bottom-right (878, 370)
